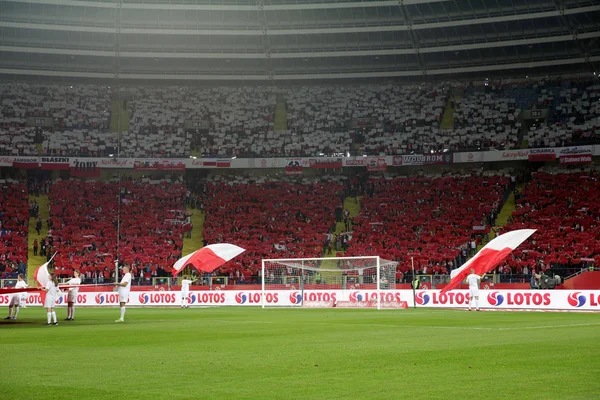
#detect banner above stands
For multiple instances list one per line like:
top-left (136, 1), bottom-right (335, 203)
top-left (453, 145), bottom-right (595, 163)
top-left (1, 145), bottom-right (598, 171)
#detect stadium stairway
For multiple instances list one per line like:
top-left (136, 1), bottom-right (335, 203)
top-left (274, 101), bottom-right (288, 131)
top-left (110, 100), bottom-right (130, 133)
top-left (439, 96), bottom-right (459, 130)
top-left (318, 196), bottom-right (362, 282)
top-left (473, 189), bottom-right (517, 252)
top-left (27, 194), bottom-right (50, 284)
top-left (181, 207), bottom-right (205, 257)
top-left (494, 190), bottom-right (517, 227)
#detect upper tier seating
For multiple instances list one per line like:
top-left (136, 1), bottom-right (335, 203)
top-left (0, 83), bottom-right (113, 156)
top-left (2, 80), bottom-right (598, 159)
top-left (449, 89), bottom-right (521, 150)
top-left (528, 82), bottom-right (600, 148)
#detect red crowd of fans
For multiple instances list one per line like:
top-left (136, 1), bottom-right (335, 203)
top-left (345, 176), bottom-right (508, 275)
top-left (501, 171), bottom-right (600, 273)
top-left (49, 180), bottom-right (187, 279)
top-left (0, 183), bottom-right (29, 278)
top-left (202, 181), bottom-right (341, 278)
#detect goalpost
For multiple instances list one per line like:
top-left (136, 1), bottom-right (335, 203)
top-left (261, 256), bottom-right (400, 309)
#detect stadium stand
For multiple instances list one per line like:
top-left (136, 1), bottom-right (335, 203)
top-left (450, 88), bottom-right (521, 150)
top-left (48, 180), bottom-right (187, 280)
top-left (2, 80), bottom-right (599, 158)
top-left (0, 183), bottom-right (29, 278)
top-left (344, 175), bottom-right (509, 275)
top-left (284, 83), bottom-right (446, 156)
top-left (0, 83), bottom-right (113, 156)
top-left (123, 86), bottom-right (276, 158)
top-left (501, 170), bottom-right (600, 275)
top-left (527, 81), bottom-right (600, 148)
top-left (201, 176), bottom-right (343, 280)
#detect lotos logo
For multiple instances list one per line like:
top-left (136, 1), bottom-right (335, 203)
top-left (95, 294), bottom-right (105, 304)
top-left (415, 291), bottom-right (430, 305)
top-left (568, 292), bottom-right (586, 308)
top-left (137, 293), bottom-right (176, 304)
top-left (289, 291), bottom-right (302, 304)
top-left (139, 294), bottom-right (150, 304)
top-left (55, 295), bottom-right (64, 305)
top-left (487, 292), bottom-right (505, 306)
top-left (349, 292), bottom-right (364, 301)
top-left (188, 294), bottom-right (197, 304)
top-left (235, 293), bottom-right (248, 304)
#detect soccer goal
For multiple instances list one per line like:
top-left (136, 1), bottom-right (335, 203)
top-left (261, 256), bottom-right (401, 309)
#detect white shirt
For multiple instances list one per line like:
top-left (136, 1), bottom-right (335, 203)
top-left (12, 280), bottom-right (27, 300)
top-left (67, 277), bottom-right (81, 296)
top-left (118, 273), bottom-right (132, 297)
top-left (181, 279), bottom-right (192, 292)
top-left (466, 274), bottom-right (481, 291)
top-left (45, 281), bottom-right (58, 297)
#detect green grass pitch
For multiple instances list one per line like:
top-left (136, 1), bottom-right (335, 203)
top-left (1, 307), bottom-right (598, 400)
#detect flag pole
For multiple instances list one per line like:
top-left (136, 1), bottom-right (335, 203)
top-left (411, 257), bottom-right (416, 308)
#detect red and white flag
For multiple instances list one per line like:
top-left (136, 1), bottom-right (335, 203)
top-left (441, 229), bottom-right (536, 293)
top-left (34, 252), bottom-right (57, 287)
top-left (172, 244), bottom-right (245, 276)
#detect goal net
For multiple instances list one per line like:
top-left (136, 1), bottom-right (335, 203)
top-left (261, 256), bottom-right (401, 309)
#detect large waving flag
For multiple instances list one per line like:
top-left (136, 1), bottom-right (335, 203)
top-left (441, 229), bottom-right (536, 293)
top-left (172, 244), bottom-right (246, 276)
top-left (34, 252), bottom-right (57, 287)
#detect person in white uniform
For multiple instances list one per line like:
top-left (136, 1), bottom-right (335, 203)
top-left (5, 274), bottom-right (27, 320)
top-left (466, 268), bottom-right (482, 311)
top-left (42, 273), bottom-right (60, 325)
top-left (180, 276), bottom-right (195, 308)
top-left (65, 270), bottom-right (81, 321)
top-left (114, 266), bottom-right (131, 323)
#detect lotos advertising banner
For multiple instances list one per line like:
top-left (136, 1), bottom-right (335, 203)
top-left (5, 289), bottom-right (599, 310)
top-left (412, 289), bottom-right (600, 310)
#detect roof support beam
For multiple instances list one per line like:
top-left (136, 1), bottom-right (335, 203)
top-left (1, 5), bottom-right (598, 36)
top-left (2, 55), bottom-right (599, 81)
top-left (2, 32), bottom-right (598, 59)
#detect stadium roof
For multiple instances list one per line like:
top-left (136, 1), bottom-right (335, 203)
top-left (0, 0), bottom-right (598, 81)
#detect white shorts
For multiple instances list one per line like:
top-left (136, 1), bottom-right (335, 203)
top-left (67, 293), bottom-right (77, 303)
top-left (44, 295), bottom-right (56, 308)
top-left (469, 289), bottom-right (479, 298)
top-left (118, 294), bottom-right (129, 303)
top-left (181, 291), bottom-right (189, 299)
top-left (9, 296), bottom-right (20, 307)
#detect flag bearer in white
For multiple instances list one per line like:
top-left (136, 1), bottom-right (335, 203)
top-left (180, 276), bottom-right (195, 308)
top-left (42, 273), bottom-right (60, 325)
top-left (65, 270), bottom-right (81, 321)
top-left (466, 268), bottom-right (481, 311)
top-left (114, 266), bottom-right (131, 323)
top-left (5, 274), bottom-right (27, 320)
